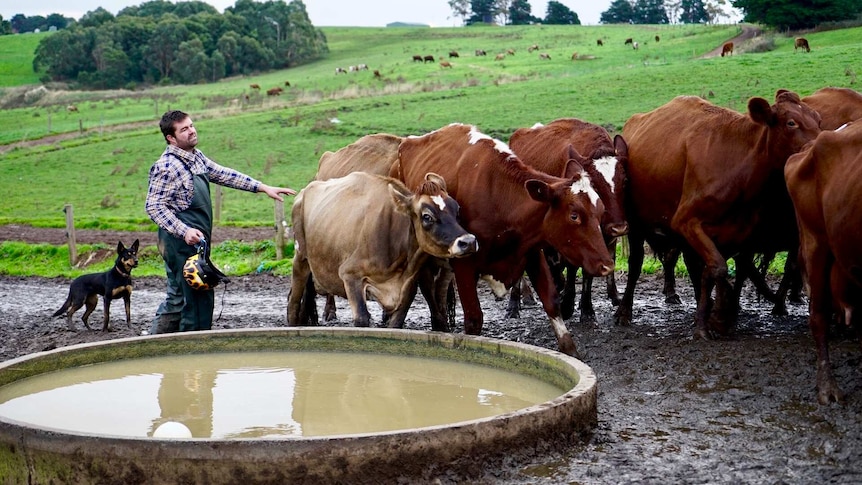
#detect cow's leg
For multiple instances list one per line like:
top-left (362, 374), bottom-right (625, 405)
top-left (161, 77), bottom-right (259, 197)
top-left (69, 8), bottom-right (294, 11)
top-left (418, 261), bottom-right (451, 331)
top-left (520, 277), bottom-right (537, 306)
top-left (343, 277), bottom-right (372, 327)
top-left (287, 257), bottom-right (311, 326)
top-left (297, 275), bottom-right (320, 325)
top-left (661, 247), bottom-right (682, 305)
top-left (505, 275), bottom-right (523, 319)
top-left (580, 272), bottom-right (596, 325)
top-left (803, 243), bottom-right (844, 404)
top-left (560, 264), bottom-right (578, 321)
top-left (323, 295), bottom-right (338, 322)
top-left (525, 250), bottom-right (578, 358)
top-left (452, 261), bottom-right (483, 336)
top-left (615, 231), bottom-right (645, 326)
top-left (605, 239), bottom-right (621, 306)
top-left (387, 278), bottom-right (420, 329)
top-left (675, 220), bottom-right (730, 338)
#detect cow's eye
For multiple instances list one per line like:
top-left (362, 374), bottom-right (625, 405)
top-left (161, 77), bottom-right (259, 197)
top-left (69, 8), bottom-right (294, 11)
top-left (787, 120), bottom-right (797, 127)
top-left (422, 213), bottom-right (434, 224)
top-left (570, 213), bottom-right (580, 223)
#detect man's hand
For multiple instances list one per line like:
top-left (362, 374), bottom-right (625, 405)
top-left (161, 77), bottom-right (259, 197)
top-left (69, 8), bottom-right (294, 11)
top-left (184, 228), bottom-right (204, 245)
top-left (259, 183), bottom-right (297, 202)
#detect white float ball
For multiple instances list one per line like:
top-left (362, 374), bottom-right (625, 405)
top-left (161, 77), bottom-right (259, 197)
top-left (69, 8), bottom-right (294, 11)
top-left (153, 421), bottom-right (192, 438)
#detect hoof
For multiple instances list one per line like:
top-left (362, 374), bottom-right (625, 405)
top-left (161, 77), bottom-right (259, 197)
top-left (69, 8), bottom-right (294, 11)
top-left (665, 294), bottom-right (682, 305)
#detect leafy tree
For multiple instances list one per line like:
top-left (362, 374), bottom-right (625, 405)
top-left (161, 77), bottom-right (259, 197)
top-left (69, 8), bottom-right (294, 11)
top-left (11, 14), bottom-right (47, 33)
top-left (172, 38), bottom-right (208, 84)
top-left (680, 0), bottom-right (709, 23)
top-left (146, 16), bottom-right (190, 81)
top-left (0, 15), bottom-right (11, 35)
top-left (217, 32), bottom-right (242, 75)
top-left (544, 1), bottom-right (581, 24)
top-left (601, 0), bottom-right (635, 23)
top-left (79, 8), bottom-right (115, 28)
top-left (633, 0), bottom-right (669, 23)
top-left (468, 0), bottom-right (497, 24)
top-left (448, 0), bottom-right (471, 25)
top-left (33, 29), bottom-right (93, 81)
top-left (508, 0), bottom-right (539, 24)
top-left (45, 14), bottom-right (71, 30)
top-left (731, 0), bottom-right (862, 30)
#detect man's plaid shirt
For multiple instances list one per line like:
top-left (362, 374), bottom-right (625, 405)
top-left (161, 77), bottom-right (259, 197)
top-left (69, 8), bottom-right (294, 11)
top-left (145, 144), bottom-right (260, 239)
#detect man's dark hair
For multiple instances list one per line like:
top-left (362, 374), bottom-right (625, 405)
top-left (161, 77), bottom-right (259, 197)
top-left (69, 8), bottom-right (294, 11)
top-left (159, 110), bottom-right (189, 143)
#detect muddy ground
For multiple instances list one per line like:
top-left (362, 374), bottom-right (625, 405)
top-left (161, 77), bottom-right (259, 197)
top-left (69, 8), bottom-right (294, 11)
top-left (1, 226), bottom-right (861, 483)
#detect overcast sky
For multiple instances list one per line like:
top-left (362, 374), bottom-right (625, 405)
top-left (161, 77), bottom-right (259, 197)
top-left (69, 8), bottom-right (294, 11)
top-left (1, 1), bottom-right (612, 27)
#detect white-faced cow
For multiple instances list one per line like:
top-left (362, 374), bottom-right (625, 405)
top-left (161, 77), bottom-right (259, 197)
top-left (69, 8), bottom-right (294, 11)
top-left (617, 91), bottom-right (821, 340)
top-left (390, 123), bottom-right (613, 357)
top-left (288, 172), bottom-right (477, 328)
top-left (509, 119), bottom-right (630, 323)
top-left (785, 121), bottom-right (862, 404)
top-left (802, 87), bottom-right (862, 130)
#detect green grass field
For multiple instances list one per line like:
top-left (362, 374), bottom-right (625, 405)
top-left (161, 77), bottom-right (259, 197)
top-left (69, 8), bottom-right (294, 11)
top-left (0, 23), bottom-right (859, 276)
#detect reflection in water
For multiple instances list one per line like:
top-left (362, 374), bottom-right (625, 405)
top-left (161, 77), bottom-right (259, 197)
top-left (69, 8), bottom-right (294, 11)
top-left (0, 352), bottom-right (562, 438)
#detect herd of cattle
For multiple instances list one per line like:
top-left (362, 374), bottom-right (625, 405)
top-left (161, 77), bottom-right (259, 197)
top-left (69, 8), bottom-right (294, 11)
top-left (285, 86), bottom-right (862, 404)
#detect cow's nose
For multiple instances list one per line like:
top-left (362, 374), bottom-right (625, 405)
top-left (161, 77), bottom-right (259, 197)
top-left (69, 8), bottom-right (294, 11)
top-left (453, 234), bottom-right (478, 256)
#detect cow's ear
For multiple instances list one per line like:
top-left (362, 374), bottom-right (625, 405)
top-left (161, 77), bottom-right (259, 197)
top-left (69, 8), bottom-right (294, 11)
top-left (614, 135), bottom-right (629, 162)
top-left (425, 172), bottom-right (447, 192)
top-left (525, 179), bottom-right (553, 203)
top-left (564, 145), bottom-right (590, 176)
top-left (389, 183), bottom-right (414, 214)
top-left (748, 97), bottom-right (775, 125)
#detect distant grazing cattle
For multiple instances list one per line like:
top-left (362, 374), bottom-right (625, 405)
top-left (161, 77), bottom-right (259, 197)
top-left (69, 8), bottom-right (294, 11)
top-left (721, 41), bottom-right (734, 57)
top-left (390, 123), bottom-right (613, 357)
top-left (357, 63), bottom-right (369, 70)
top-left (538, 53), bottom-right (551, 60)
top-left (571, 52), bottom-right (579, 60)
top-left (655, 35), bottom-right (660, 42)
top-left (506, 48), bottom-right (515, 56)
top-left (373, 69), bottom-right (381, 78)
top-left (250, 83), bottom-right (260, 90)
top-left (794, 37), bottom-right (811, 53)
top-left (785, 121), bottom-right (862, 404)
top-left (475, 49), bottom-right (487, 56)
top-left (66, 105), bottom-right (78, 113)
top-left (632, 41), bottom-right (639, 50)
top-left (509, 119), bottom-right (630, 323)
top-left (494, 53), bottom-right (505, 61)
top-left (284, 81), bottom-right (291, 87)
top-left (439, 61), bottom-right (453, 68)
top-left (266, 87), bottom-right (283, 96)
top-left (617, 91), bottom-right (821, 341)
top-left (335, 67), bottom-right (347, 74)
top-left (288, 172), bottom-right (477, 329)
top-left (527, 44), bottom-right (539, 53)
top-left (412, 55), bottom-right (423, 62)
top-left (448, 50), bottom-right (459, 58)
top-left (597, 39), bottom-right (604, 46)
top-left (802, 87), bottom-right (862, 130)
top-left (624, 38), bottom-right (633, 46)
top-left (423, 55), bottom-right (435, 63)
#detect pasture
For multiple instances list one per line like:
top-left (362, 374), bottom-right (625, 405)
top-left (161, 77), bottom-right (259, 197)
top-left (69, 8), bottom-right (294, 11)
top-left (0, 23), bottom-right (860, 268)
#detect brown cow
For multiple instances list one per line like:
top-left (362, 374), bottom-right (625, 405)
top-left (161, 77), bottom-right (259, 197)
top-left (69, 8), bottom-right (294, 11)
top-left (439, 61), bottom-right (453, 68)
top-left (475, 49), bottom-right (487, 56)
top-left (412, 55), bottom-right (423, 62)
top-left (494, 53), bottom-right (506, 61)
top-left (66, 105), bottom-right (78, 113)
top-left (423, 55), bottom-right (435, 63)
top-left (288, 172), bottom-right (477, 328)
top-left (373, 69), bottom-right (381, 78)
top-left (448, 50), bottom-right (459, 58)
top-left (314, 134), bottom-right (406, 322)
top-left (538, 53), bottom-right (551, 60)
top-left (624, 38), bottom-right (633, 46)
top-left (597, 39), bottom-right (604, 46)
top-left (785, 121), bottom-right (862, 403)
top-left (528, 44), bottom-right (539, 53)
top-left (250, 83), bottom-right (260, 90)
top-left (284, 81), bottom-right (291, 87)
top-left (391, 123), bottom-right (613, 357)
top-left (509, 119), bottom-right (630, 323)
top-left (794, 37), bottom-right (811, 53)
top-left (655, 35), bottom-right (660, 42)
top-left (802, 87), bottom-right (862, 130)
top-left (617, 91), bottom-right (821, 339)
top-left (266, 87), bottom-right (282, 96)
top-left (506, 49), bottom-right (515, 56)
top-left (721, 41), bottom-right (734, 57)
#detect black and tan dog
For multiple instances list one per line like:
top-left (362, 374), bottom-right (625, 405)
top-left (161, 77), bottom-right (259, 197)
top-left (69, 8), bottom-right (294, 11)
top-left (52, 239), bottom-right (139, 331)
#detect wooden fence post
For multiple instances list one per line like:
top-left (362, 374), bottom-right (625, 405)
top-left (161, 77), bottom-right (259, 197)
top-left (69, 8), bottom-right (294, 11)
top-left (274, 200), bottom-right (285, 260)
top-left (64, 204), bottom-right (77, 266)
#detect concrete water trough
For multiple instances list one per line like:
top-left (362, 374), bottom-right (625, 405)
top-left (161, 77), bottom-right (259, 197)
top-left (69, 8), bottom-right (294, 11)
top-left (0, 327), bottom-right (597, 484)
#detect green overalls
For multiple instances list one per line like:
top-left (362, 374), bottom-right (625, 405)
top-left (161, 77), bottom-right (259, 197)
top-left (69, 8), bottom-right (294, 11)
top-left (158, 172), bottom-right (215, 332)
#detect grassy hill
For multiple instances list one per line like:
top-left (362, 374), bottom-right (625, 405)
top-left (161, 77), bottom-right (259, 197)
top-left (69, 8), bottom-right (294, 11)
top-left (0, 23), bottom-right (860, 232)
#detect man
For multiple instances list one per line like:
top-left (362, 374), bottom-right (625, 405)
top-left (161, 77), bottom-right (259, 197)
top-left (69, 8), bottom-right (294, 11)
top-left (145, 110), bottom-right (296, 333)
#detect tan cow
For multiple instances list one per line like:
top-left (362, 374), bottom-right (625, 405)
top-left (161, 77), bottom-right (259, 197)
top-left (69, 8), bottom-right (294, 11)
top-left (802, 87), bottom-right (862, 130)
top-left (288, 172), bottom-right (477, 328)
top-left (721, 41), bottom-right (734, 57)
top-left (785, 121), bottom-right (862, 403)
top-left (618, 91), bottom-right (821, 339)
top-left (794, 37), bottom-right (811, 52)
top-left (494, 53), bottom-right (505, 61)
top-left (440, 61), bottom-right (453, 68)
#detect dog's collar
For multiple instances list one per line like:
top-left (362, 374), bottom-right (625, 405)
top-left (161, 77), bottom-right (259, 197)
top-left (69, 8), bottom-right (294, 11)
top-left (114, 266), bottom-right (132, 278)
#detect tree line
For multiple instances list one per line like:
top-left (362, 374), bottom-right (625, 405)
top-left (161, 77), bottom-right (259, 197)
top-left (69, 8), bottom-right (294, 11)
top-left (447, 0), bottom-right (861, 29)
top-left (20, 0), bottom-right (327, 90)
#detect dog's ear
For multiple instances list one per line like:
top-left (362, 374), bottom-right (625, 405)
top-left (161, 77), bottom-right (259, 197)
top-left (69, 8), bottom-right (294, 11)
top-left (131, 239), bottom-right (140, 252)
top-left (117, 241), bottom-right (126, 254)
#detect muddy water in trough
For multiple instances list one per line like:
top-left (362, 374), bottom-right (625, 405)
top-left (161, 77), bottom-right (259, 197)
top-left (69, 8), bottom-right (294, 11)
top-left (1, 272), bottom-right (860, 483)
